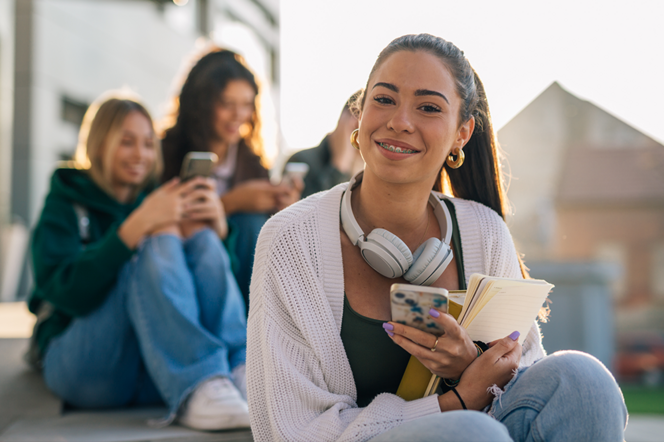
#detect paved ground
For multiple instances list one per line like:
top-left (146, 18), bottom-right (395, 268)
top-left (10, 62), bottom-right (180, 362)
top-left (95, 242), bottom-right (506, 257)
top-left (1, 302), bottom-right (662, 441)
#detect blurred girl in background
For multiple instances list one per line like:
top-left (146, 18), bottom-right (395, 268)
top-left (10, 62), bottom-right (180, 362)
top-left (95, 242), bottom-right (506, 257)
top-left (161, 48), bottom-right (302, 307)
top-left (29, 93), bottom-right (249, 431)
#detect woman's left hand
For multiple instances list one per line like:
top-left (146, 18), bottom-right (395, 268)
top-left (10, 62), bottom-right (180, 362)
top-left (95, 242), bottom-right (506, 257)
top-left (275, 176), bottom-right (304, 211)
top-left (385, 309), bottom-right (477, 380)
top-left (181, 177), bottom-right (228, 239)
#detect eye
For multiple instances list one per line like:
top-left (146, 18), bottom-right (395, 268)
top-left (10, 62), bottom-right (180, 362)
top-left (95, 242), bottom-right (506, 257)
top-left (120, 138), bottom-right (133, 146)
top-left (373, 95), bottom-right (394, 105)
top-left (419, 104), bottom-right (441, 113)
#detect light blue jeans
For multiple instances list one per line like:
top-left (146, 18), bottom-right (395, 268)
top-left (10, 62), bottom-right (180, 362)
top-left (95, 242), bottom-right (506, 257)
top-left (43, 229), bottom-right (247, 418)
top-left (371, 351), bottom-right (627, 442)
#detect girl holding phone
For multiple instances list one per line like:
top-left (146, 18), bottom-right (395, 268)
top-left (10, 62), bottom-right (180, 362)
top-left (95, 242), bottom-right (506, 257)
top-left (246, 34), bottom-right (626, 441)
top-left (29, 94), bottom-right (249, 431)
top-left (161, 48), bottom-right (303, 307)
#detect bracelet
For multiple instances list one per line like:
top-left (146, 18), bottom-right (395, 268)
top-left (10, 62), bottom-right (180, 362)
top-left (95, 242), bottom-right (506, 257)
top-left (450, 386), bottom-right (467, 410)
top-left (474, 342), bottom-right (484, 357)
top-left (442, 377), bottom-right (460, 387)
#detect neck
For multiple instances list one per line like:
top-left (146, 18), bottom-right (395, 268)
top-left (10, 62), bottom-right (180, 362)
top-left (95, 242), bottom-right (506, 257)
top-left (351, 169), bottom-right (437, 251)
top-left (209, 138), bottom-right (231, 163)
top-left (112, 183), bottom-right (133, 203)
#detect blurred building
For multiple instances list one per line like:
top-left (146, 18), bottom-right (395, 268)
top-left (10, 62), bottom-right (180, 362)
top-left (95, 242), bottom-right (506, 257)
top-left (499, 82), bottom-right (664, 335)
top-left (0, 0), bottom-right (279, 300)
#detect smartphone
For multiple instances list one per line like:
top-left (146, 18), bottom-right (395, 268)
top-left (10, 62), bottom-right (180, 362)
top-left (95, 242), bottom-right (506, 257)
top-left (180, 152), bottom-right (218, 181)
top-left (390, 283), bottom-right (449, 335)
top-left (282, 162), bottom-right (309, 186)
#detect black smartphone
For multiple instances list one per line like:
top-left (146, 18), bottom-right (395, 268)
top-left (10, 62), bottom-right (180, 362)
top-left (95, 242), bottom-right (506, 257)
top-left (180, 152), bottom-right (218, 181)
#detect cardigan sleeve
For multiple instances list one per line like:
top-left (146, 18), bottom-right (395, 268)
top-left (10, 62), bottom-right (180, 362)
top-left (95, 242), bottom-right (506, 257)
top-left (247, 208), bottom-right (440, 442)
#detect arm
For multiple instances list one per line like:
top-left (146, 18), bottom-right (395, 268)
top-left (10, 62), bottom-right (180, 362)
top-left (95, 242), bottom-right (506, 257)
top-left (247, 216), bottom-right (440, 442)
top-left (32, 197), bottom-right (134, 317)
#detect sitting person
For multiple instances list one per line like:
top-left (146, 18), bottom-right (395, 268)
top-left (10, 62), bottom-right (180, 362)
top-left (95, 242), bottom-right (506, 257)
top-left (161, 48), bottom-right (302, 308)
top-left (246, 34), bottom-right (627, 441)
top-left (285, 91), bottom-right (364, 198)
top-left (29, 93), bottom-right (249, 431)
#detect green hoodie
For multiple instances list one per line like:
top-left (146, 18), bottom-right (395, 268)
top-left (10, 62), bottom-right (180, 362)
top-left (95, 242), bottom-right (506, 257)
top-left (29, 168), bottom-right (146, 353)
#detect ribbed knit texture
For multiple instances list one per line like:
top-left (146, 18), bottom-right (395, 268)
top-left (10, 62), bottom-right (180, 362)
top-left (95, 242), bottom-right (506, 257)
top-left (247, 183), bottom-right (545, 442)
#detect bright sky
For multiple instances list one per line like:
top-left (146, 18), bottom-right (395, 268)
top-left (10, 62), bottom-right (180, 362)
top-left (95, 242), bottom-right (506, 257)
top-left (280, 0), bottom-right (664, 153)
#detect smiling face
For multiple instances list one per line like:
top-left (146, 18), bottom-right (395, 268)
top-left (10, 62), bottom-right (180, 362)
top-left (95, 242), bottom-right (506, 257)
top-left (213, 79), bottom-right (256, 146)
top-left (109, 110), bottom-right (156, 188)
top-left (357, 50), bottom-right (474, 187)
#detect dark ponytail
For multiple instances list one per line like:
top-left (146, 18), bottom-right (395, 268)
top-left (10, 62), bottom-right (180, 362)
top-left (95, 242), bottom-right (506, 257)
top-left (444, 70), bottom-right (506, 218)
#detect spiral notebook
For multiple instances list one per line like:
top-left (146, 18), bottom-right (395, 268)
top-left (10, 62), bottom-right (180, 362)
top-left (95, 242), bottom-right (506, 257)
top-left (395, 274), bottom-right (553, 400)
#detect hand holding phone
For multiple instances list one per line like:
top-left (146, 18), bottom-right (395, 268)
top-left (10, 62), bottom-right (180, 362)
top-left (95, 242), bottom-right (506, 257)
top-left (390, 284), bottom-right (449, 336)
top-left (282, 162), bottom-right (309, 187)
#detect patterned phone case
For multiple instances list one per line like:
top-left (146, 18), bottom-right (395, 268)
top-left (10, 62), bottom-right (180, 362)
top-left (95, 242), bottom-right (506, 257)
top-left (390, 284), bottom-right (449, 335)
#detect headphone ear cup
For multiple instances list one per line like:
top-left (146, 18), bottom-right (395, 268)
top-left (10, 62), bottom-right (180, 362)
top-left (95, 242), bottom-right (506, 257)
top-left (404, 238), bottom-right (453, 286)
top-left (362, 229), bottom-right (413, 278)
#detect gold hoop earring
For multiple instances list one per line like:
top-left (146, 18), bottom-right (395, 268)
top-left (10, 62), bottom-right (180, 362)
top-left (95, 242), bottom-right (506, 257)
top-left (350, 129), bottom-right (360, 150)
top-left (446, 148), bottom-right (465, 169)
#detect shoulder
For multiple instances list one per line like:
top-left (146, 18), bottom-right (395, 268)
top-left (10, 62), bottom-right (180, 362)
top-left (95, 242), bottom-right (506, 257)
top-left (443, 196), bottom-right (519, 278)
top-left (260, 183), bottom-right (346, 243)
top-left (445, 196), bottom-right (505, 228)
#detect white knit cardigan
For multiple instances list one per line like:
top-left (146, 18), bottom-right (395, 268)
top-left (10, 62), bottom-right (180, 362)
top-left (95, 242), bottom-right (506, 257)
top-left (247, 183), bottom-right (545, 442)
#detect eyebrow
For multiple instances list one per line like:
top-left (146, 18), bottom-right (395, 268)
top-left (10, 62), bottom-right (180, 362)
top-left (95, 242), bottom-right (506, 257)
top-left (372, 82), bottom-right (449, 105)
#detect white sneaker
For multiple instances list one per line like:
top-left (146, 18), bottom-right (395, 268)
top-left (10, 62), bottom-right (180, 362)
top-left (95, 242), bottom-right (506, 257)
top-left (231, 364), bottom-right (247, 400)
top-left (178, 377), bottom-right (250, 430)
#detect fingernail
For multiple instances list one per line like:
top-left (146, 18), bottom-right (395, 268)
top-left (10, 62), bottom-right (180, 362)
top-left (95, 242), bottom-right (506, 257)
top-left (429, 308), bottom-right (440, 318)
top-left (382, 323), bottom-right (394, 331)
top-left (509, 331), bottom-right (520, 341)
top-left (387, 331), bottom-right (394, 337)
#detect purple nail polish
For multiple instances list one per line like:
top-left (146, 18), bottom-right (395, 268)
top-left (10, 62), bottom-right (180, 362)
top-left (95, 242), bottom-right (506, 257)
top-left (387, 331), bottom-right (394, 337)
top-left (509, 331), bottom-right (520, 341)
top-left (382, 323), bottom-right (394, 331)
top-left (429, 308), bottom-right (440, 318)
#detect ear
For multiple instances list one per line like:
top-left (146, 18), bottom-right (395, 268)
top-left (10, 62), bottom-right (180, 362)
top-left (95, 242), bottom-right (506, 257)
top-left (456, 116), bottom-right (475, 149)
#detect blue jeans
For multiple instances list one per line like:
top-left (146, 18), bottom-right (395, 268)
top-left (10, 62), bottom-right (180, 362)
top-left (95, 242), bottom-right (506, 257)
top-left (42, 229), bottom-right (247, 418)
top-left (227, 212), bottom-right (268, 310)
top-left (371, 351), bottom-right (627, 442)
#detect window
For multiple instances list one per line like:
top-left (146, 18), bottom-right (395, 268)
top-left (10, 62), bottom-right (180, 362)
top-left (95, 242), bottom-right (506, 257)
top-left (595, 242), bottom-right (626, 300)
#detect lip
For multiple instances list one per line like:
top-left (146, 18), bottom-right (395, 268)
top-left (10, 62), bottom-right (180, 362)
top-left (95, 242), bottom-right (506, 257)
top-left (374, 138), bottom-right (421, 160)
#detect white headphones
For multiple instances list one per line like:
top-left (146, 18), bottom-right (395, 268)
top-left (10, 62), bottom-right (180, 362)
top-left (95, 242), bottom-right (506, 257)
top-left (340, 171), bottom-right (454, 286)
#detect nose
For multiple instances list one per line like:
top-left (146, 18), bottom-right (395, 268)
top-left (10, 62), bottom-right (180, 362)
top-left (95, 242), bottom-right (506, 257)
top-left (387, 104), bottom-right (414, 133)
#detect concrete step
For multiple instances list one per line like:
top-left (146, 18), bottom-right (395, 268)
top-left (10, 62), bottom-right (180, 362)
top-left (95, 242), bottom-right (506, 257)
top-left (0, 408), bottom-right (253, 442)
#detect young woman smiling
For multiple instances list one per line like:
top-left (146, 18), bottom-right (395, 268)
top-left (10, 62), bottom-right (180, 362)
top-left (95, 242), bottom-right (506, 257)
top-left (246, 35), bottom-right (626, 441)
top-left (161, 49), bottom-right (303, 307)
top-left (29, 94), bottom-right (250, 431)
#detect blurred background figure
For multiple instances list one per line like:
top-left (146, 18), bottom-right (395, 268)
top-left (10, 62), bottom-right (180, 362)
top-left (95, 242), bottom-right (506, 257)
top-left (28, 93), bottom-right (250, 431)
top-left (160, 48), bottom-right (302, 308)
top-left (284, 91), bottom-right (363, 199)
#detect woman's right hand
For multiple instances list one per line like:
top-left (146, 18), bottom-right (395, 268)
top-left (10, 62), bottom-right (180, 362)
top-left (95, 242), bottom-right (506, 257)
top-left (221, 179), bottom-right (281, 214)
top-left (118, 178), bottom-right (185, 248)
top-left (439, 332), bottom-right (522, 412)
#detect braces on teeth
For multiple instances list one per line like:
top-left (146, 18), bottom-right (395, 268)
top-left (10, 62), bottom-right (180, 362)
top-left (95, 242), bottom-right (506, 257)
top-left (378, 142), bottom-right (416, 154)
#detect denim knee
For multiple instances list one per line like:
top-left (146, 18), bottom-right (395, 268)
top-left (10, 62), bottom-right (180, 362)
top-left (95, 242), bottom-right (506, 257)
top-left (496, 350), bottom-right (627, 441)
top-left (538, 350), bottom-right (621, 392)
top-left (370, 411), bottom-right (512, 442)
